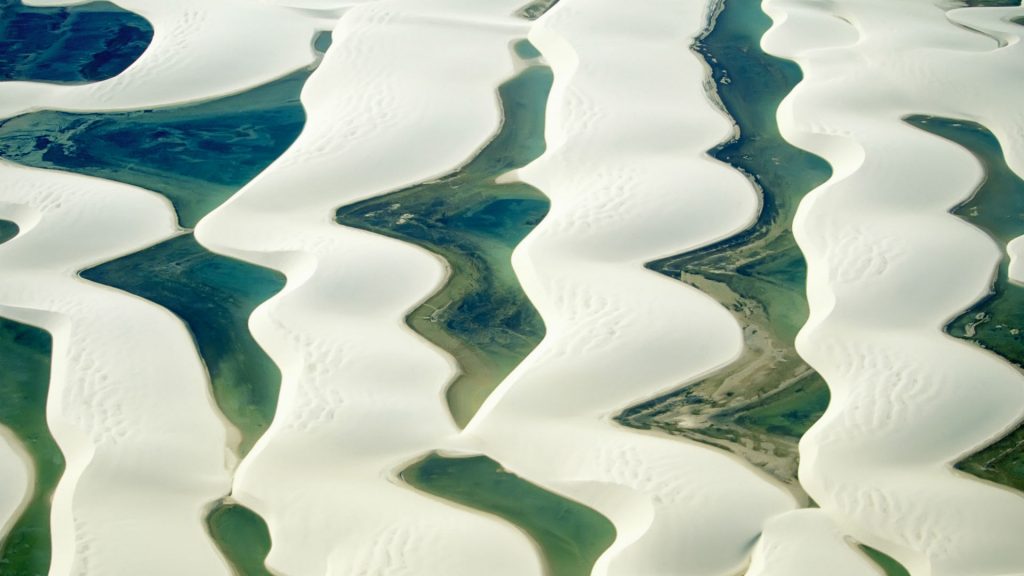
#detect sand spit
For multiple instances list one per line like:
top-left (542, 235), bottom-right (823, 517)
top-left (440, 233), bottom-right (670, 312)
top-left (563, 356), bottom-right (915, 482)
top-left (0, 161), bottom-right (234, 574)
top-left (762, 0), bottom-right (1024, 573)
top-left (195, 2), bottom-right (553, 574)
top-left (455, 0), bottom-right (798, 574)
top-left (746, 509), bottom-right (880, 576)
top-left (0, 0), bottom-right (329, 119)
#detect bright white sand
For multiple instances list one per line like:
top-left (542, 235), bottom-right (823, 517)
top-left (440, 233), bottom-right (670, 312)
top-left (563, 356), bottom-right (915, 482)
top-left (0, 161), bottom-right (233, 575)
top-left (763, 0), bottom-right (1024, 574)
top-left (195, 2), bottom-right (551, 574)
top-left (746, 509), bottom-right (880, 576)
top-left (0, 0), bottom-right (329, 119)
top-left (455, 0), bottom-right (799, 574)
top-left (0, 428), bottom-right (31, 545)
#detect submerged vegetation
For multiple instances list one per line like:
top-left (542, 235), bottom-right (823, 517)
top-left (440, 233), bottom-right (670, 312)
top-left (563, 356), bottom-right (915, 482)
top-left (337, 49), bottom-right (552, 428)
top-left (0, 0), bottom-right (152, 84)
top-left (0, 69), bottom-right (310, 228)
top-left (402, 453), bottom-right (615, 576)
top-left (516, 0), bottom-right (560, 20)
top-left (616, 0), bottom-right (832, 491)
top-left (0, 319), bottom-right (62, 576)
top-left (907, 115), bottom-right (1024, 494)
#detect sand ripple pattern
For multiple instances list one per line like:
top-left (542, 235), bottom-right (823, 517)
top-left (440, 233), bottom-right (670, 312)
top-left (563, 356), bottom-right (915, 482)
top-left (196, 2), bottom-right (549, 574)
top-left (0, 1), bottom-right (346, 573)
top-left (462, 1), bottom-right (800, 575)
top-left (763, 0), bottom-right (1024, 574)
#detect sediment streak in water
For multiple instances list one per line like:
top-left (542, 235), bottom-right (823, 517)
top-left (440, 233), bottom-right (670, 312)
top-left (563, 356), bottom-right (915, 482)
top-left (616, 0), bottom-right (832, 494)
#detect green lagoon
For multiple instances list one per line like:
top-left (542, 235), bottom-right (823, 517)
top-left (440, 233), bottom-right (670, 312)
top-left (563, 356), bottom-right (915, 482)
top-left (208, 502), bottom-right (275, 576)
top-left (860, 545), bottom-right (911, 576)
top-left (907, 115), bottom-right (1024, 494)
top-left (0, 0), bottom-right (151, 85)
top-left (0, 24), bottom-right (326, 573)
top-left (336, 55), bottom-right (551, 428)
top-left (403, 454), bottom-right (615, 576)
top-left (0, 319), bottom-right (62, 576)
top-left (81, 234), bottom-right (285, 456)
top-left (0, 220), bottom-right (17, 245)
top-left (0, 69), bottom-right (309, 228)
top-left (617, 0), bottom-right (832, 491)
top-left (0, 4), bottom-right (151, 572)
top-left (0, 70), bottom-right (308, 455)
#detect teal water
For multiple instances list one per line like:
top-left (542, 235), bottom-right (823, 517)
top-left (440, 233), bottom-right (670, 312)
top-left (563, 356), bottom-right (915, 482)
top-left (81, 234), bottom-right (285, 456)
top-left (0, 220), bottom-right (17, 245)
top-left (402, 454), bottom-right (615, 576)
top-left (313, 30), bottom-right (333, 54)
top-left (0, 318), bottom-right (62, 576)
top-left (906, 115), bottom-right (1024, 494)
top-left (617, 0), bottom-right (833, 489)
top-left (336, 53), bottom-right (551, 428)
top-left (0, 0), bottom-right (151, 84)
top-left (0, 69), bottom-right (309, 228)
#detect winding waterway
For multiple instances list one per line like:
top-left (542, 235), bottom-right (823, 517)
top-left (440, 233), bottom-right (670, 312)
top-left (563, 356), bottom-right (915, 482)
top-left (907, 115), bottom-right (1024, 494)
top-left (402, 453), bottom-right (615, 576)
top-left (617, 0), bottom-right (832, 491)
top-left (336, 49), bottom-right (551, 428)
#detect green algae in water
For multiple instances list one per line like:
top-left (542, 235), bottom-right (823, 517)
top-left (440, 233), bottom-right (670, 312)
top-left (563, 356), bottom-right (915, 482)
top-left (906, 115), bottom-right (1024, 494)
top-left (402, 454), bottom-right (615, 576)
top-left (0, 318), bottom-right (63, 576)
top-left (0, 0), bottom-right (151, 84)
top-left (616, 0), bottom-right (832, 489)
top-left (0, 69), bottom-right (309, 228)
top-left (0, 220), bottom-right (17, 245)
top-left (81, 233), bottom-right (284, 456)
top-left (336, 59), bottom-right (552, 428)
top-left (208, 502), bottom-right (275, 576)
top-left (860, 545), bottom-right (911, 576)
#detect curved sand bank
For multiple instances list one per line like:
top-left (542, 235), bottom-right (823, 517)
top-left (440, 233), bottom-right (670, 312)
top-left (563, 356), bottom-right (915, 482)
top-left (459, 0), bottom-right (797, 574)
top-left (0, 0), bottom-right (329, 119)
top-left (746, 509), bottom-right (880, 576)
top-left (0, 161), bottom-right (234, 574)
top-left (196, 2), bottom-right (553, 574)
top-left (0, 429), bottom-right (30, 544)
top-left (763, 0), bottom-right (1024, 573)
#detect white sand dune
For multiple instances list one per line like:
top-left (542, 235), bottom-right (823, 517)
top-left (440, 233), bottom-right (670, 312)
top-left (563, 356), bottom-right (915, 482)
top-left (0, 161), bottom-right (234, 575)
top-left (762, 0), bottom-right (1024, 574)
top-left (0, 429), bottom-right (31, 545)
top-left (195, 2), bottom-right (551, 574)
top-left (746, 509), bottom-right (880, 576)
top-left (0, 0), bottom-right (330, 119)
top-left (455, 1), bottom-right (799, 574)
